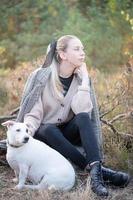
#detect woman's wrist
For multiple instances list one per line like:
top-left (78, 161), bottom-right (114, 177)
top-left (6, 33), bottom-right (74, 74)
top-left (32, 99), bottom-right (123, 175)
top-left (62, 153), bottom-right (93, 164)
top-left (82, 76), bottom-right (89, 86)
top-left (78, 77), bottom-right (90, 91)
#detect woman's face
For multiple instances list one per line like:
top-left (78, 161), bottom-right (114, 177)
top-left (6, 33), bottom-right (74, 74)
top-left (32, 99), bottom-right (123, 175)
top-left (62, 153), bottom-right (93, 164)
top-left (61, 38), bottom-right (85, 68)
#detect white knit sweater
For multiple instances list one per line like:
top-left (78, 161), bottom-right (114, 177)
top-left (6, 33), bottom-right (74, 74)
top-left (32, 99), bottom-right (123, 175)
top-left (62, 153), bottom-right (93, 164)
top-left (24, 73), bottom-right (93, 136)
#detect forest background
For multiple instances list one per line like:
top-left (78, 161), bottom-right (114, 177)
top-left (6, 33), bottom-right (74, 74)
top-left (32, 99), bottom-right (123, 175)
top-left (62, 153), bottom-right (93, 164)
top-left (0, 0), bottom-right (133, 199)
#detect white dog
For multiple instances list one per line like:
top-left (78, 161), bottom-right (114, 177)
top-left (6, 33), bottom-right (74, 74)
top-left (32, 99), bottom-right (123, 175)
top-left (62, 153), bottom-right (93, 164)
top-left (2, 121), bottom-right (75, 191)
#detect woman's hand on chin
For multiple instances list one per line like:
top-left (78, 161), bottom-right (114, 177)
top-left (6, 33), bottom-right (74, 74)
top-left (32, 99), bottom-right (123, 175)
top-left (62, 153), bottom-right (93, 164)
top-left (74, 62), bottom-right (89, 80)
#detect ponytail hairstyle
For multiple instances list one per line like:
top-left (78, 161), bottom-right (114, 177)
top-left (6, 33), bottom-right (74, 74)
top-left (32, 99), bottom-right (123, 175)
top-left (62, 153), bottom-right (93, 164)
top-left (42, 35), bottom-right (78, 100)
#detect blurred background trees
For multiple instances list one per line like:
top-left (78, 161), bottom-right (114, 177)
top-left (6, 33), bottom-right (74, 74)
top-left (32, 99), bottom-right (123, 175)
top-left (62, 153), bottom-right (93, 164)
top-left (0, 0), bottom-right (133, 70)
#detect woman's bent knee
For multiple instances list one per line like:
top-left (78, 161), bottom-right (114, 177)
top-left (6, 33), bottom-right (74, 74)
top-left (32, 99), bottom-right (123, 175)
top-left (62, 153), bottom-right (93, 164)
top-left (74, 112), bottom-right (92, 128)
top-left (75, 112), bottom-right (90, 120)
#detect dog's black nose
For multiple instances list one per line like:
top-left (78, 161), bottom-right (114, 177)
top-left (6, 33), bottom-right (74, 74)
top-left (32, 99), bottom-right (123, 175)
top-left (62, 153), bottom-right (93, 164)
top-left (24, 137), bottom-right (29, 143)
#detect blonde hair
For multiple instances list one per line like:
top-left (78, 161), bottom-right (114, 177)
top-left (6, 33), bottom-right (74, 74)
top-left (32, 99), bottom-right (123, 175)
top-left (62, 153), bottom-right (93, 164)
top-left (46, 35), bottom-right (78, 101)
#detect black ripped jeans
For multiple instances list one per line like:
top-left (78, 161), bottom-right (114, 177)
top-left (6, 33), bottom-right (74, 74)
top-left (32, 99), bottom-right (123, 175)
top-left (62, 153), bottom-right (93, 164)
top-left (34, 112), bottom-right (102, 170)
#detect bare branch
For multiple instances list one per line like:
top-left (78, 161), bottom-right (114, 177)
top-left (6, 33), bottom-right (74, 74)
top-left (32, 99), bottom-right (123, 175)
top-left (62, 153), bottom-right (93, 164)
top-left (101, 119), bottom-right (118, 134)
top-left (0, 115), bottom-right (17, 123)
top-left (110, 110), bottom-right (133, 123)
top-left (10, 107), bottom-right (19, 115)
top-left (110, 113), bottom-right (127, 123)
top-left (100, 100), bottom-right (119, 119)
top-left (101, 118), bottom-right (133, 139)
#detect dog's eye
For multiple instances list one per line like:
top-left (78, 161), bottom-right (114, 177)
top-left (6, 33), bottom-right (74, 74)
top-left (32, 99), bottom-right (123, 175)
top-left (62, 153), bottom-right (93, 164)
top-left (16, 129), bottom-right (20, 132)
top-left (26, 129), bottom-right (28, 133)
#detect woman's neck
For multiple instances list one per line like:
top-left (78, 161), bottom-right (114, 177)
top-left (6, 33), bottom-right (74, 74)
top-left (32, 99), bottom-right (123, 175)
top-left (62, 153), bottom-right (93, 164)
top-left (59, 62), bottom-right (75, 78)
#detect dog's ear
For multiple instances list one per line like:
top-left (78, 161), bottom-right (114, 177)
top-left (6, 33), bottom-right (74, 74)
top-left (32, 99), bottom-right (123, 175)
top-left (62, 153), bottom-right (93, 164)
top-left (1, 120), bottom-right (15, 128)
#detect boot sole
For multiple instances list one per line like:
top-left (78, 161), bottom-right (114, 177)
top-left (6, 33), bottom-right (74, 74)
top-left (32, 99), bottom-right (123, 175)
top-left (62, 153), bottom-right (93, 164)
top-left (109, 174), bottom-right (132, 188)
top-left (119, 174), bottom-right (132, 188)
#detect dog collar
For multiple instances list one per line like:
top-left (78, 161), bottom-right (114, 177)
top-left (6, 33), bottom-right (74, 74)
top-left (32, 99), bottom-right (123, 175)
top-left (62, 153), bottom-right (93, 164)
top-left (7, 140), bottom-right (23, 148)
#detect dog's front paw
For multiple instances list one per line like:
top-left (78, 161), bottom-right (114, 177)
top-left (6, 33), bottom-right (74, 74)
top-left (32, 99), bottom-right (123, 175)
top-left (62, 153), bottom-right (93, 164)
top-left (14, 184), bottom-right (24, 190)
top-left (12, 178), bottom-right (18, 183)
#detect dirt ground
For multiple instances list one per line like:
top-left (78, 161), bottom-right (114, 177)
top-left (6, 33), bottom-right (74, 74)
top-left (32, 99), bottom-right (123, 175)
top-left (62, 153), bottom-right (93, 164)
top-left (0, 163), bottom-right (133, 200)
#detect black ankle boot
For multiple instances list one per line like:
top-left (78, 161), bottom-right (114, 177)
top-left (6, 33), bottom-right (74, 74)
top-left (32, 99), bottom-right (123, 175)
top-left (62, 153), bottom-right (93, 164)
top-left (90, 162), bottom-right (109, 197)
top-left (102, 166), bottom-right (131, 187)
